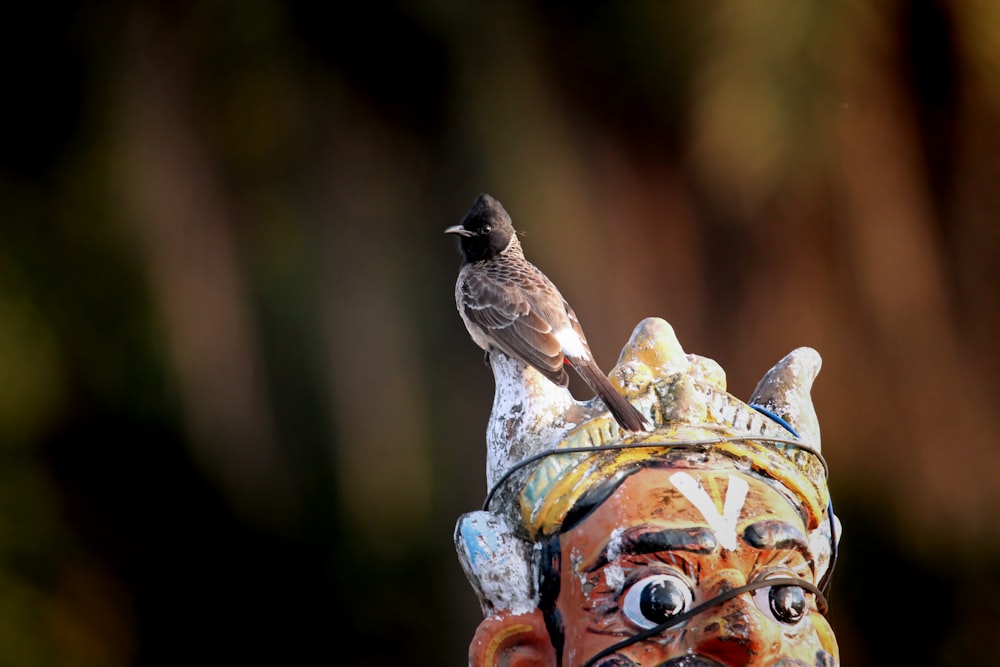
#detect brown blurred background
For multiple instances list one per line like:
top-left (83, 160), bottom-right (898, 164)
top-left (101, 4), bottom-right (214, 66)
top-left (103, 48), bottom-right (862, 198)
top-left (2, 1), bottom-right (999, 665)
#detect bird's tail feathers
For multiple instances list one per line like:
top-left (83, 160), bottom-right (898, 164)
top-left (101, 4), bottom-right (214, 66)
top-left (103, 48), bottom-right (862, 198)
top-left (571, 358), bottom-right (650, 432)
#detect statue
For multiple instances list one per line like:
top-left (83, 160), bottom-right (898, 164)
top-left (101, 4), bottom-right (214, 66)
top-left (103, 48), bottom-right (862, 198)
top-left (454, 317), bottom-right (841, 666)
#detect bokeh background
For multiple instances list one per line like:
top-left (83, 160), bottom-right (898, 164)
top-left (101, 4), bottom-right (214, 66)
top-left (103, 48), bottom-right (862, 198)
top-left (3, 1), bottom-right (1000, 665)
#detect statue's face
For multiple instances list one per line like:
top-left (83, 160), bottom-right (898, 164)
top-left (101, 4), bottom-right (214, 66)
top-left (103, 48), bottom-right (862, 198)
top-left (555, 467), bottom-right (838, 666)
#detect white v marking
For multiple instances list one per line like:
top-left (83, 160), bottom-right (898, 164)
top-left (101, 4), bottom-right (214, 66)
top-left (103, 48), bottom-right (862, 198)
top-left (669, 472), bottom-right (749, 551)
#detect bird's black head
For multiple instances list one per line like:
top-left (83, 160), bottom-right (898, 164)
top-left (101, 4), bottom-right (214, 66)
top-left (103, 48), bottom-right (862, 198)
top-left (445, 193), bottom-right (517, 263)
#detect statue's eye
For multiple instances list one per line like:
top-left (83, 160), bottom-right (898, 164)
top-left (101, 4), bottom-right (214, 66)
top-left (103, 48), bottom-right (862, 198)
top-left (752, 584), bottom-right (807, 625)
top-left (622, 573), bottom-right (694, 629)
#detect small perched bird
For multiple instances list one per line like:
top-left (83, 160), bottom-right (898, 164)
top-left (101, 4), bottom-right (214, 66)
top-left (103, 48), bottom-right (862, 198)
top-left (446, 193), bottom-right (650, 432)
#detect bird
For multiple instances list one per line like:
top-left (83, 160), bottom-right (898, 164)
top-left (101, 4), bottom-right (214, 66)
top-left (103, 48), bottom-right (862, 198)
top-left (445, 193), bottom-right (650, 432)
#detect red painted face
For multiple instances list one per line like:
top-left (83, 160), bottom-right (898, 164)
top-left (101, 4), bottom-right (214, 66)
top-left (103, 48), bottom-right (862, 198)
top-left (554, 467), bottom-right (839, 667)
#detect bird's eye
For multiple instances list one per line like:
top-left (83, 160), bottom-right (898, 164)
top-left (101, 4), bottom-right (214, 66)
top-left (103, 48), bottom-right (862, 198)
top-left (481, 224), bottom-right (492, 234)
top-left (622, 573), bottom-right (694, 630)
top-left (752, 583), bottom-right (807, 626)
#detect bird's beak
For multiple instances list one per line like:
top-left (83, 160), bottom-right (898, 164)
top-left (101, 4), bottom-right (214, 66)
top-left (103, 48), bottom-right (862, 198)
top-left (444, 225), bottom-right (474, 237)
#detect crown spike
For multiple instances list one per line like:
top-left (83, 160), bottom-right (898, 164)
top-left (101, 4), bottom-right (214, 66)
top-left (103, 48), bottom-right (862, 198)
top-left (749, 347), bottom-right (823, 450)
top-left (485, 352), bottom-right (580, 489)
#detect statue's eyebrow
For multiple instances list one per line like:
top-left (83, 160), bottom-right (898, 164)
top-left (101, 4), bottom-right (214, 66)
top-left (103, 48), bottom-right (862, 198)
top-left (585, 526), bottom-right (717, 573)
top-left (742, 519), bottom-right (813, 565)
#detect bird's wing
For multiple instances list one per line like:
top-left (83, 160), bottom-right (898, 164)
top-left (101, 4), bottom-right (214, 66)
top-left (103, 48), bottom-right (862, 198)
top-left (459, 270), bottom-right (567, 382)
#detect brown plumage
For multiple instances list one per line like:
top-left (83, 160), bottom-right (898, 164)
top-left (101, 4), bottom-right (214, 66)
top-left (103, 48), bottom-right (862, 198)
top-left (445, 193), bottom-right (649, 432)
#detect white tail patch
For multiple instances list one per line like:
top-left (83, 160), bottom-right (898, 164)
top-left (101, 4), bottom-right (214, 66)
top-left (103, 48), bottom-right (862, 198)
top-left (554, 327), bottom-right (587, 357)
top-left (669, 472), bottom-right (749, 551)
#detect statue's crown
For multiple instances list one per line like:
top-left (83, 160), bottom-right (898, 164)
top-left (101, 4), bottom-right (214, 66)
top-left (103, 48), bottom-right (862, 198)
top-left (456, 317), bottom-right (838, 618)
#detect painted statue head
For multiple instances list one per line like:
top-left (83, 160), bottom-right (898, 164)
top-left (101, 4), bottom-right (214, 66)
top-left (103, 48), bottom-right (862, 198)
top-left (455, 318), bottom-right (840, 666)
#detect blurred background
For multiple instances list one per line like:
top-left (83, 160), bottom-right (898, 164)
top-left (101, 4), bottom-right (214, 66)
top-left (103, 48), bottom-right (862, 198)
top-left (2, 1), bottom-right (999, 665)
